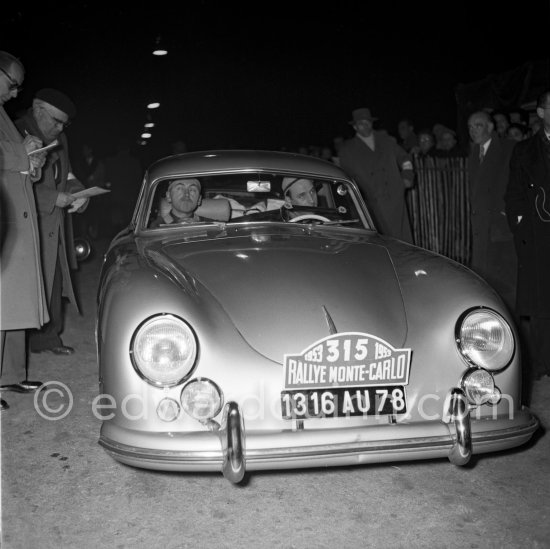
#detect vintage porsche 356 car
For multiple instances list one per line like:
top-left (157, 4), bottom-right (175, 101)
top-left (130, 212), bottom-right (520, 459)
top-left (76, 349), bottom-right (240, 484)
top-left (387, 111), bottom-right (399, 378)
top-left (96, 150), bottom-right (538, 483)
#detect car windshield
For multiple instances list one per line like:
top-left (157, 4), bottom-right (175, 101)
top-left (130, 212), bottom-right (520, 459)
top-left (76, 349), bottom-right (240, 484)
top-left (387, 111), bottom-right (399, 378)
top-left (145, 173), bottom-right (370, 230)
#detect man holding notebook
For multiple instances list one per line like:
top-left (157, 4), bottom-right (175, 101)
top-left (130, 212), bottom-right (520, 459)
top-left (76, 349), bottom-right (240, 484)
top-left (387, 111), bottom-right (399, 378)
top-left (15, 88), bottom-right (89, 356)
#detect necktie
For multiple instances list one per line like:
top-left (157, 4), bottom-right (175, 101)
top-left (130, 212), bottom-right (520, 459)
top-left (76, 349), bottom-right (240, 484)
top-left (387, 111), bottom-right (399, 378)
top-left (479, 146), bottom-right (485, 164)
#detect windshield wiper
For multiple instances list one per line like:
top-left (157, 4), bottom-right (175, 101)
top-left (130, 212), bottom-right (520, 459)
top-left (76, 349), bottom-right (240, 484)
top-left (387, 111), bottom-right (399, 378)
top-left (320, 219), bottom-right (360, 226)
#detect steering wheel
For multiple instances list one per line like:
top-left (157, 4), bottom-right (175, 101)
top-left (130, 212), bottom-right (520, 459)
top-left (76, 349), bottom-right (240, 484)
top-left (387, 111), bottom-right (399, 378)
top-left (289, 213), bottom-right (331, 224)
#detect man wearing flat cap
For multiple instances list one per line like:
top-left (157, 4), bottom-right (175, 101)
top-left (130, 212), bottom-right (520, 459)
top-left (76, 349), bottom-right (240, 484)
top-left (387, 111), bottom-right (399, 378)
top-left (281, 177), bottom-right (318, 208)
top-left (339, 107), bottom-right (414, 243)
top-left (15, 88), bottom-right (88, 356)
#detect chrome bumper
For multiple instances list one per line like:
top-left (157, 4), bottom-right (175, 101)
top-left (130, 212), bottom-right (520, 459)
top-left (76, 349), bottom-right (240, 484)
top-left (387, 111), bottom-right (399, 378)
top-left (99, 398), bottom-right (539, 483)
top-left (218, 392), bottom-right (473, 481)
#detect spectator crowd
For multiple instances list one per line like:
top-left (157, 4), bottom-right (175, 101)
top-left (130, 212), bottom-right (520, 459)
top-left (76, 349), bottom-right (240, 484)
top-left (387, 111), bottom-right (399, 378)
top-left (281, 105), bottom-right (540, 166)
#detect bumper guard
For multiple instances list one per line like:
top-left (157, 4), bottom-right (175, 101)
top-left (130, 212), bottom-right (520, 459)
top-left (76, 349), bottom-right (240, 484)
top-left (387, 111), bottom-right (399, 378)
top-left (447, 388), bottom-right (472, 465)
top-left (218, 401), bottom-right (246, 483)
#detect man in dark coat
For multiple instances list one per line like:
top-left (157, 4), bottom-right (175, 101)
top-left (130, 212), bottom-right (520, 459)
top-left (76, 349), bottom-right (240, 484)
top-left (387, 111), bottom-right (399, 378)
top-left (339, 107), bottom-right (414, 243)
top-left (504, 89), bottom-right (550, 383)
top-left (16, 88), bottom-right (88, 355)
top-left (467, 110), bottom-right (516, 311)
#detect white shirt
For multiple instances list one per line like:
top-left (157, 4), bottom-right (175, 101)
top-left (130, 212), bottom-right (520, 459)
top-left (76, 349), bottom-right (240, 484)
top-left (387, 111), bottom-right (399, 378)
top-left (480, 138), bottom-right (492, 157)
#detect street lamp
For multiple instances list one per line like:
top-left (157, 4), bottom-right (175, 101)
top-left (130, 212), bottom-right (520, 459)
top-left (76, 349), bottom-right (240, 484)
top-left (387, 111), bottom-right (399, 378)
top-left (153, 35), bottom-right (168, 56)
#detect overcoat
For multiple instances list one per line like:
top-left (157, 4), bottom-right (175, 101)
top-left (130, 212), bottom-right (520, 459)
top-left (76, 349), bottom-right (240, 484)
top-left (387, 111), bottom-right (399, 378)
top-left (0, 106), bottom-right (49, 330)
top-left (504, 130), bottom-right (550, 316)
top-left (15, 111), bottom-right (84, 311)
top-left (339, 133), bottom-right (413, 243)
top-left (468, 135), bottom-right (516, 304)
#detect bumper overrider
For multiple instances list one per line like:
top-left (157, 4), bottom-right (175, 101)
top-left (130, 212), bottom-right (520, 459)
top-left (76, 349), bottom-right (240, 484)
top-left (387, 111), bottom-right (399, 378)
top-left (99, 389), bottom-right (539, 484)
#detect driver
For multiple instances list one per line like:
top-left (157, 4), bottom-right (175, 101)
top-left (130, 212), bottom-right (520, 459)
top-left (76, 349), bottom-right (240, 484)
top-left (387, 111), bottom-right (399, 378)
top-left (282, 177), bottom-right (318, 207)
top-left (244, 177), bottom-right (321, 220)
top-left (150, 178), bottom-right (204, 227)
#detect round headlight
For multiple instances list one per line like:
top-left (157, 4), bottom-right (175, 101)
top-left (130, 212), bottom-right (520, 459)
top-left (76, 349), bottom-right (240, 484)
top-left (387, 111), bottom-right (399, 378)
top-left (131, 314), bottom-right (197, 387)
top-left (462, 368), bottom-right (501, 406)
top-left (181, 378), bottom-right (223, 421)
top-left (457, 308), bottom-right (514, 371)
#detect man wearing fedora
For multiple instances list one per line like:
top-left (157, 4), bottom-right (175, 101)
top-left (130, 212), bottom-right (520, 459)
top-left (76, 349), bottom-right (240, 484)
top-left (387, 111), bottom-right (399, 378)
top-left (15, 88), bottom-right (89, 356)
top-left (339, 107), bottom-right (414, 243)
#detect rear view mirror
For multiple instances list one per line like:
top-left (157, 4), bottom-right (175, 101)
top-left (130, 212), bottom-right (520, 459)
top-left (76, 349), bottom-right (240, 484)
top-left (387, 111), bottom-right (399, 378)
top-left (247, 181), bottom-right (271, 192)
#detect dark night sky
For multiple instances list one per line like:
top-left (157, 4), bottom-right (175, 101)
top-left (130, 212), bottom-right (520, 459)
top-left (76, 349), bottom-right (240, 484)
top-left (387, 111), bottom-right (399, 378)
top-left (3, 1), bottom-right (549, 164)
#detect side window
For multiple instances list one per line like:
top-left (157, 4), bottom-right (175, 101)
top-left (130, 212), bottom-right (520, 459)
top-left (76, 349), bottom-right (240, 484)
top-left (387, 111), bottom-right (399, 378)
top-left (148, 181), bottom-right (170, 227)
top-left (316, 181), bottom-right (333, 209)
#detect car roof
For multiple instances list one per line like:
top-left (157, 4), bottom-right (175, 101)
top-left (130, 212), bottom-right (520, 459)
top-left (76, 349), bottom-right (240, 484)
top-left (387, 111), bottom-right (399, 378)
top-left (145, 150), bottom-right (349, 182)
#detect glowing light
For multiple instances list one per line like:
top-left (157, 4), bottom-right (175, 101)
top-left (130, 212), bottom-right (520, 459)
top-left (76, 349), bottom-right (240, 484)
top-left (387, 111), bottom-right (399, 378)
top-left (153, 35), bottom-right (168, 56)
top-left (147, 102), bottom-right (160, 109)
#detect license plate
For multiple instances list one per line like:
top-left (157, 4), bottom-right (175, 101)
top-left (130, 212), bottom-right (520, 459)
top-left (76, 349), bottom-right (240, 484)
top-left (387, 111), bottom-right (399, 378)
top-left (281, 386), bottom-right (407, 419)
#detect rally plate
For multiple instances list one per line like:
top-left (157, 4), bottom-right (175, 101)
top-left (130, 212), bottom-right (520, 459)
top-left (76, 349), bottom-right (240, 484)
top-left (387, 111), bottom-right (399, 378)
top-left (281, 385), bottom-right (407, 419)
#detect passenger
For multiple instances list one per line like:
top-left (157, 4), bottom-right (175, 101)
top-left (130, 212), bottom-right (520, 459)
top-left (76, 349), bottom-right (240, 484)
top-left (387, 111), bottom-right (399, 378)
top-left (150, 178), bottom-right (230, 227)
top-left (150, 178), bottom-right (204, 227)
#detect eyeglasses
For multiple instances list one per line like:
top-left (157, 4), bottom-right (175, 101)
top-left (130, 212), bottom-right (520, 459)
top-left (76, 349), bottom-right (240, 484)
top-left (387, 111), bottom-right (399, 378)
top-left (40, 106), bottom-right (71, 129)
top-left (0, 67), bottom-right (23, 92)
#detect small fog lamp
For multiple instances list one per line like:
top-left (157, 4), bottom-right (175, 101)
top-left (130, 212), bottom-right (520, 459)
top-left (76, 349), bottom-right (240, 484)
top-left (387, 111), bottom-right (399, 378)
top-left (157, 398), bottom-right (180, 422)
top-left (181, 378), bottom-right (223, 421)
top-left (462, 368), bottom-right (501, 406)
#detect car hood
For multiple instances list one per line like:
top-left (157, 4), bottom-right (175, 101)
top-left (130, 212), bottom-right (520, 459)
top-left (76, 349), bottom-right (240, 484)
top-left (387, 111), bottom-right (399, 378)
top-left (153, 229), bottom-right (407, 364)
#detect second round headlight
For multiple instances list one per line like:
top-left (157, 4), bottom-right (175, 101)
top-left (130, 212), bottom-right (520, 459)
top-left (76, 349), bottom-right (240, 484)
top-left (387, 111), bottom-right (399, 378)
top-left (457, 308), bottom-right (514, 371)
